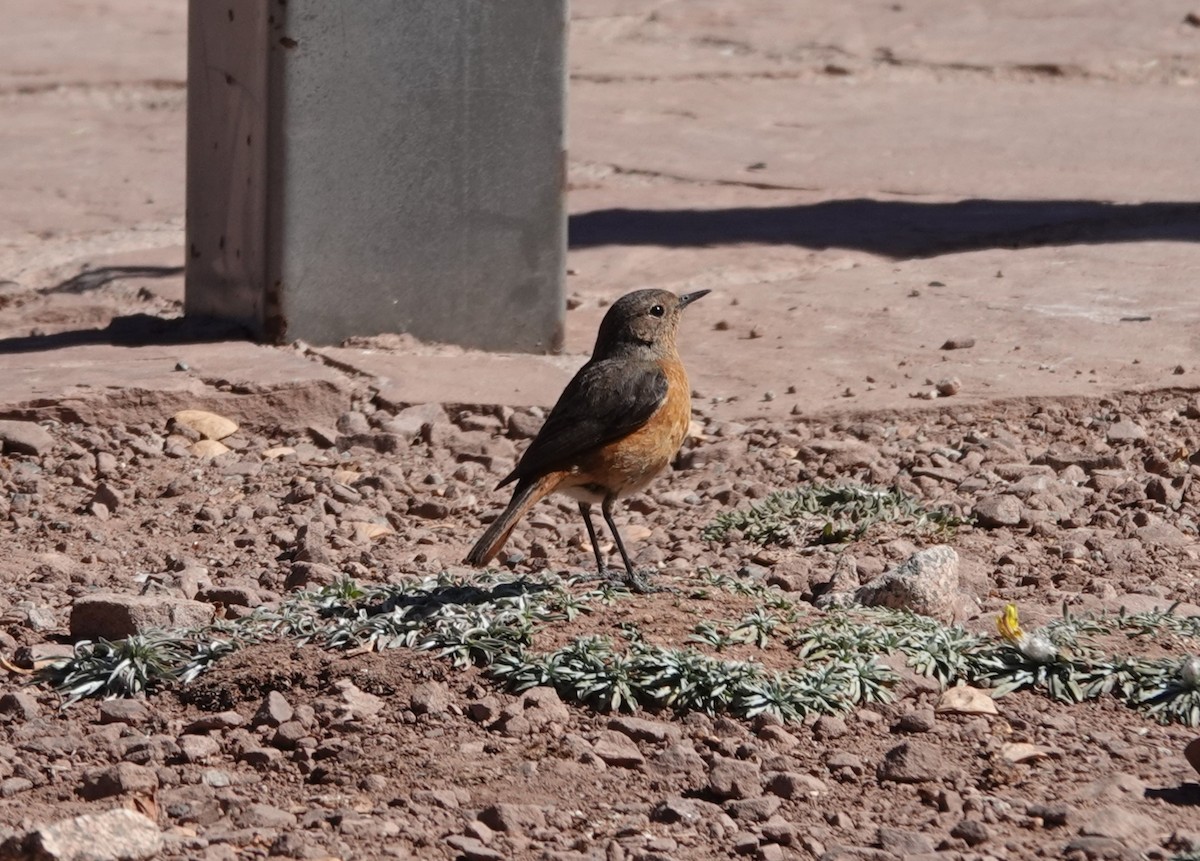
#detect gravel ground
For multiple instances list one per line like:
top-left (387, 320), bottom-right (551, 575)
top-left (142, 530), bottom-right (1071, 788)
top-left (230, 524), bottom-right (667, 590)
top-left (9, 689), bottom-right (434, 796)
top-left (1, 387), bottom-right (1200, 861)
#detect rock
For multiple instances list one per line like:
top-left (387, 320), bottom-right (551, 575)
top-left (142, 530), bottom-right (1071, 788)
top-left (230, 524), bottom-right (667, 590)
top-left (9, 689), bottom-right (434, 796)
top-left (608, 715), bottom-right (681, 745)
top-left (757, 724), bottom-right (799, 748)
top-left (0, 691), bottom-right (40, 721)
top-left (1001, 741), bottom-right (1054, 763)
top-left (950, 819), bottom-right (989, 846)
top-left (936, 686), bottom-right (999, 716)
top-left (467, 697), bottom-right (501, 724)
top-left (94, 451), bottom-right (118, 476)
top-left (766, 772), bottom-right (828, 799)
top-left (1026, 802), bottom-right (1072, 827)
top-left (478, 803), bottom-right (549, 834)
top-left (289, 520), bottom-right (330, 563)
top-left (506, 410), bottom-right (543, 439)
top-left (1, 778), bottom-right (33, 798)
top-left (940, 336), bottom-right (975, 350)
top-left (90, 483), bottom-right (124, 513)
top-left (812, 715), bottom-right (848, 740)
top-left (708, 758), bottom-right (761, 800)
top-left (591, 730), bottom-right (645, 768)
top-left (285, 561), bottom-right (339, 591)
top-left (1036, 445), bottom-right (1123, 473)
top-left (171, 409), bottom-right (238, 441)
top-left (724, 796), bottom-right (780, 822)
top-left (892, 709), bottom-right (936, 733)
top-left (496, 713), bottom-right (531, 737)
top-left (326, 679), bottom-right (385, 722)
top-left (649, 742), bottom-right (707, 776)
top-left (973, 495), bottom-right (1023, 527)
top-left (761, 820), bottom-right (796, 846)
top-left (70, 593), bottom-right (214, 639)
top-left (462, 819), bottom-right (493, 845)
top-left (651, 797), bottom-right (723, 825)
top-left (411, 788), bottom-right (462, 809)
top-left (852, 545), bottom-right (961, 621)
top-left (234, 803), bottom-right (297, 829)
top-left (1145, 476), bottom-right (1183, 507)
top-left (1105, 420), bottom-right (1146, 443)
top-left (1, 808), bottom-right (162, 861)
top-left (520, 686), bottom-right (571, 725)
top-left (184, 710), bottom-right (245, 733)
top-left (336, 410), bottom-right (371, 435)
top-left (195, 579), bottom-right (263, 608)
top-left (1062, 835), bottom-right (1136, 859)
top-left (0, 420), bottom-right (55, 456)
top-left (79, 763), bottom-right (159, 799)
top-left (97, 699), bottom-right (151, 726)
top-left (239, 747), bottom-right (284, 769)
top-left (255, 691), bottom-right (295, 727)
top-left (385, 403), bottom-right (451, 438)
top-left (731, 831), bottom-right (760, 855)
top-left (176, 734), bottom-right (221, 763)
top-left (877, 826), bottom-right (934, 855)
top-left (826, 751), bottom-right (867, 779)
top-left (349, 520), bottom-right (394, 541)
top-left (876, 741), bottom-right (945, 784)
top-left (936, 377), bottom-right (961, 397)
top-left (271, 721), bottom-right (307, 750)
top-left (1134, 518), bottom-right (1190, 547)
top-left (188, 439), bottom-right (231, 458)
top-left (410, 681), bottom-right (451, 716)
top-left (444, 835), bottom-right (504, 861)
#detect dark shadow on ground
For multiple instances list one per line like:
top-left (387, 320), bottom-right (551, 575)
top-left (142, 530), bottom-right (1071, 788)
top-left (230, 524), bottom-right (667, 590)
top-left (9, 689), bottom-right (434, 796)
top-left (1146, 784), bottom-right (1200, 807)
top-left (569, 199), bottom-right (1200, 257)
top-left (0, 264), bottom-right (248, 353)
top-left (366, 579), bottom-right (555, 620)
top-left (0, 314), bottom-right (250, 354)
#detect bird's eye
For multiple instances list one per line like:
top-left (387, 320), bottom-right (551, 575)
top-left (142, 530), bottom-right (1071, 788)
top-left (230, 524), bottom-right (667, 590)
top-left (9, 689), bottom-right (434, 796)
top-left (649, 305), bottom-right (665, 317)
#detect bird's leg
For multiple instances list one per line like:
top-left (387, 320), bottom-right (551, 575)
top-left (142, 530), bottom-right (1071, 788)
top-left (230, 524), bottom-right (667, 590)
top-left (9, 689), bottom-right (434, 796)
top-left (601, 495), bottom-right (667, 594)
top-left (578, 502), bottom-right (608, 578)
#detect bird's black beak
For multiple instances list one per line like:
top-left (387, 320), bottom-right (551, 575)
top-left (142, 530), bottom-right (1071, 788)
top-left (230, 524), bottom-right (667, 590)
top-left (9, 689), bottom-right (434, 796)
top-left (678, 289), bottom-right (711, 309)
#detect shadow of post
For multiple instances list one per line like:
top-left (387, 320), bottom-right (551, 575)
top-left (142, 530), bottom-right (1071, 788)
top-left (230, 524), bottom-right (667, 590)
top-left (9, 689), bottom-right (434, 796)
top-left (569, 199), bottom-right (1200, 257)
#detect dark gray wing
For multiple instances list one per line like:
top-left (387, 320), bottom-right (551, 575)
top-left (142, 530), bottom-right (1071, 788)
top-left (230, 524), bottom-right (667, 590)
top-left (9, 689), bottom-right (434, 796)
top-left (499, 358), bottom-right (667, 487)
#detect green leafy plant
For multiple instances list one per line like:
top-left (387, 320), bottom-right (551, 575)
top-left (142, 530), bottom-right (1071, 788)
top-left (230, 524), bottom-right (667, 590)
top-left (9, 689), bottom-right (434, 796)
top-left (41, 634), bottom-right (192, 706)
top-left (35, 568), bottom-right (1200, 729)
top-left (703, 483), bottom-right (965, 546)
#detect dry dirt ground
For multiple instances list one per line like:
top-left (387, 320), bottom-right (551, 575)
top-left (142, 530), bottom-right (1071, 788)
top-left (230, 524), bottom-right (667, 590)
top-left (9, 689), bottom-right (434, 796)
top-left (1, 382), bottom-right (1200, 861)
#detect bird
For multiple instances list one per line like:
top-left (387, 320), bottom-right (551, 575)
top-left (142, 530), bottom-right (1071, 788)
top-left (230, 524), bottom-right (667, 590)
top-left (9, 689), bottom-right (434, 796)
top-left (466, 288), bottom-right (709, 592)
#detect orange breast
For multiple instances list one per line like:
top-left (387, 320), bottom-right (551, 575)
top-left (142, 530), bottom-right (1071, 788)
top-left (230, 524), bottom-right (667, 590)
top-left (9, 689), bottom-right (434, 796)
top-left (574, 359), bottom-right (691, 497)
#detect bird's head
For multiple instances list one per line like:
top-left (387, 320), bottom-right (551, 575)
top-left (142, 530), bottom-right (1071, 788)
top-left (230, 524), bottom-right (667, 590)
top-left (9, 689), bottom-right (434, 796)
top-left (591, 288), bottom-right (709, 358)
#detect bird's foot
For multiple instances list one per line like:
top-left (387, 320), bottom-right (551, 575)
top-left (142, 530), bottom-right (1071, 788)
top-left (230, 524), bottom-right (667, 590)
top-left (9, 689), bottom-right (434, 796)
top-left (626, 573), bottom-right (674, 594)
top-left (581, 568), bottom-right (674, 594)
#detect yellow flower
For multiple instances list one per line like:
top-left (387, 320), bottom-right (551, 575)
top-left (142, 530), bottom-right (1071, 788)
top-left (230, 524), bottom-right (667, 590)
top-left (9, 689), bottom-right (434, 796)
top-left (996, 604), bottom-right (1024, 644)
top-left (996, 604), bottom-right (1058, 663)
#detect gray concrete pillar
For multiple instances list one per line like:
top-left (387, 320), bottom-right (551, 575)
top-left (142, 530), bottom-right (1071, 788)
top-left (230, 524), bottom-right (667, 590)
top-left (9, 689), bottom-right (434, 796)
top-left (185, 1), bottom-right (566, 352)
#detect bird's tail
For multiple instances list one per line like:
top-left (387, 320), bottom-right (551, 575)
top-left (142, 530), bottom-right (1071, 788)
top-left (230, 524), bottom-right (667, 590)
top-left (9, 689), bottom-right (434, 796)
top-left (465, 473), bottom-right (563, 566)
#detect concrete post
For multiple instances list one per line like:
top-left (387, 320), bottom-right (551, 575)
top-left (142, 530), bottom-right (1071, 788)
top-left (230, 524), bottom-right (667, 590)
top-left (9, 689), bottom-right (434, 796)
top-left (185, 1), bottom-right (566, 352)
